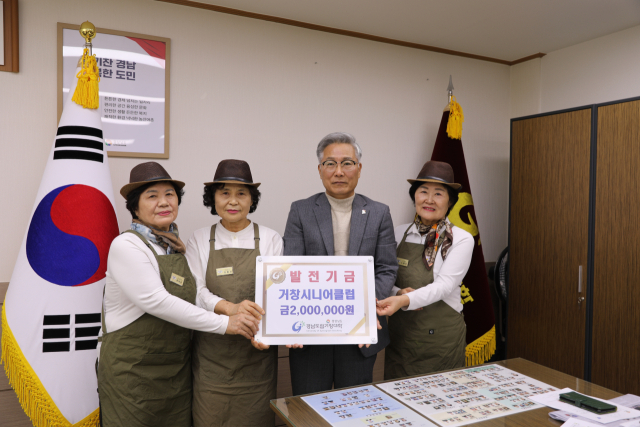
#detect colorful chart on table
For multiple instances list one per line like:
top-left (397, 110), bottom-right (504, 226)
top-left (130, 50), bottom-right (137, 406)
top-left (375, 364), bottom-right (557, 427)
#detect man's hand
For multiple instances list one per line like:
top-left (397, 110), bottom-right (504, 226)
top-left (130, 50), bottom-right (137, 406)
top-left (376, 295), bottom-right (410, 317)
top-left (228, 300), bottom-right (265, 320)
top-left (225, 313), bottom-right (259, 339)
top-left (358, 317), bottom-right (383, 348)
top-left (251, 337), bottom-right (270, 351)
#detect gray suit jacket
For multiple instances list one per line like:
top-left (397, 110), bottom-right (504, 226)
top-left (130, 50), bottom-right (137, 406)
top-left (283, 192), bottom-right (398, 356)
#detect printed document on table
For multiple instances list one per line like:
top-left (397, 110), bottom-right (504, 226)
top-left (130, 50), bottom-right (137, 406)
top-left (561, 419), bottom-right (640, 427)
top-left (529, 388), bottom-right (638, 423)
top-left (301, 385), bottom-right (436, 427)
top-left (550, 394), bottom-right (640, 426)
top-left (562, 420), bottom-right (614, 427)
top-left (375, 364), bottom-right (557, 427)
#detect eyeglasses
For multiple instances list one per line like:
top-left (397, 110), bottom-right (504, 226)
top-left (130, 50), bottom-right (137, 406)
top-left (320, 160), bottom-right (359, 172)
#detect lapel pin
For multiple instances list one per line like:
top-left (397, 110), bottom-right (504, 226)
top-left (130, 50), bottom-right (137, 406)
top-left (362, 210), bottom-right (366, 214)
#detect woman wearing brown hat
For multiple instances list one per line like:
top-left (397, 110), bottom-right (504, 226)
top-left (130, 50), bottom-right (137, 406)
top-left (185, 159), bottom-right (283, 427)
top-left (376, 160), bottom-right (474, 380)
top-left (98, 162), bottom-right (260, 427)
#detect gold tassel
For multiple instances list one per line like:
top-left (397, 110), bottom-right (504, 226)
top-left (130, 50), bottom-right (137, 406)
top-left (71, 48), bottom-right (100, 109)
top-left (465, 325), bottom-right (496, 367)
top-left (446, 95), bottom-right (464, 140)
top-left (1, 305), bottom-right (100, 426)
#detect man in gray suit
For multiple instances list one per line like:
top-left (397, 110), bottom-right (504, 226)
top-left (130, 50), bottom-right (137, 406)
top-left (284, 132), bottom-right (398, 395)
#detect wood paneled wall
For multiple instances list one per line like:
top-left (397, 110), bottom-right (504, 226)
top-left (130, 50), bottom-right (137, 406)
top-left (508, 110), bottom-right (591, 378)
top-left (592, 101), bottom-right (640, 394)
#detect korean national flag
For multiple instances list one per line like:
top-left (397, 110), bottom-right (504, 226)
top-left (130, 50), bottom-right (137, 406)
top-left (1, 62), bottom-right (119, 426)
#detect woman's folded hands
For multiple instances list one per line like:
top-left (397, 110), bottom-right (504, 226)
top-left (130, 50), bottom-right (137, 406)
top-left (225, 299), bottom-right (271, 350)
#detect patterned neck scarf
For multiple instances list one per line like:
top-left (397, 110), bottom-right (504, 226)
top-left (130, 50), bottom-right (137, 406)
top-left (131, 219), bottom-right (186, 254)
top-left (413, 214), bottom-right (453, 270)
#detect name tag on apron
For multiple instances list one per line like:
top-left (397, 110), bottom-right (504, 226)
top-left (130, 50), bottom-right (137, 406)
top-left (397, 258), bottom-right (409, 267)
top-left (170, 273), bottom-right (185, 286)
top-left (216, 267), bottom-right (234, 276)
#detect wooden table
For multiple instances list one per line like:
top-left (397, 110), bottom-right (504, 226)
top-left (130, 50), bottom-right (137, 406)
top-left (270, 358), bottom-right (622, 427)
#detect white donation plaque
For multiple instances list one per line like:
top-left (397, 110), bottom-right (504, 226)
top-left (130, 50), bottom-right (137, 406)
top-left (255, 256), bottom-right (377, 346)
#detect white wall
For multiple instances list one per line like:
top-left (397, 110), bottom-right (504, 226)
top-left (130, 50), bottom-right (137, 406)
top-left (0, 0), bottom-right (511, 282)
top-left (510, 58), bottom-right (541, 118)
top-left (510, 24), bottom-right (640, 119)
top-left (541, 24), bottom-right (640, 112)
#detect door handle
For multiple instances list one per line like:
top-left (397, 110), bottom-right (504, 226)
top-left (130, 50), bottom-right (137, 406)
top-left (578, 265), bottom-right (584, 305)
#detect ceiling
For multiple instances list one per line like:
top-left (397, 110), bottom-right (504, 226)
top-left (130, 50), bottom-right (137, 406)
top-left (180, 0), bottom-right (640, 63)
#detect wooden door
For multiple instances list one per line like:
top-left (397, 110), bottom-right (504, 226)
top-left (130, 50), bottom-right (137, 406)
top-left (508, 110), bottom-right (591, 378)
top-left (592, 101), bottom-right (640, 394)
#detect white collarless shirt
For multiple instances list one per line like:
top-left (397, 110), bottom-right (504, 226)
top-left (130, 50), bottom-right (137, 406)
top-left (185, 220), bottom-right (284, 314)
top-left (392, 222), bottom-right (474, 312)
top-left (102, 232), bottom-right (229, 335)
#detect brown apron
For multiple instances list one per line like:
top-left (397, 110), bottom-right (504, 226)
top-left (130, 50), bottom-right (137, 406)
top-left (98, 230), bottom-right (196, 427)
top-left (192, 223), bottom-right (277, 427)
top-left (385, 224), bottom-right (466, 380)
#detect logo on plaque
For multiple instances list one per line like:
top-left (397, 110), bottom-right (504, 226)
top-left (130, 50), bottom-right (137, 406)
top-left (269, 268), bottom-right (286, 284)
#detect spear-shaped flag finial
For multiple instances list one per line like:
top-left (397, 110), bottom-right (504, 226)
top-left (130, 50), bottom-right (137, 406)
top-left (447, 74), bottom-right (454, 103)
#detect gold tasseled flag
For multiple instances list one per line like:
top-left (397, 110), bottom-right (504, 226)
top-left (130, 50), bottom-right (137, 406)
top-left (71, 48), bottom-right (100, 109)
top-left (446, 95), bottom-right (464, 140)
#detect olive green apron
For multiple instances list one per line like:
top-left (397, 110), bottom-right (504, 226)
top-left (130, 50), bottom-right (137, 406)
top-left (98, 230), bottom-right (197, 427)
top-left (385, 224), bottom-right (466, 381)
top-left (192, 223), bottom-right (277, 427)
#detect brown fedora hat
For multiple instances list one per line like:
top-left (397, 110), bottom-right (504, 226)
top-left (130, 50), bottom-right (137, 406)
top-left (120, 162), bottom-right (186, 198)
top-left (407, 160), bottom-right (461, 190)
top-left (204, 159), bottom-right (261, 187)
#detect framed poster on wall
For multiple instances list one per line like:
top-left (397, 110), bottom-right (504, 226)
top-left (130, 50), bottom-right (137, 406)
top-left (57, 23), bottom-right (171, 158)
top-left (0, 0), bottom-right (19, 73)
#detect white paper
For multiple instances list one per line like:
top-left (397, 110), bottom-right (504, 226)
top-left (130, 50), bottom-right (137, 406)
top-left (562, 421), bottom-right (640, 427)
top-left (254, 256), bottom-right (378, 345)
top-left (376, 364), bottom-right (556, 426)
top-left (550, 394), bottom-right (640, 426)
top-left (302, 385), bottom-right (436, 427)
top-left (563, 420), bottom-right (612, 427)
top-left (529, 388), bottom-right (638, 423)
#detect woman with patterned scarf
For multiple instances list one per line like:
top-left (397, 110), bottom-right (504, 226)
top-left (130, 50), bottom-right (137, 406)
top-left (376, 160), bottom-right (474, 380)
top-left (98, 162), bottom-right (260, 427)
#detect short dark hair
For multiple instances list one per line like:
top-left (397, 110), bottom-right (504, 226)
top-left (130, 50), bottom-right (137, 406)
top-left (125, 181), bottom-right (184, 220)
top-left (409, 181), bottom-right (460, 217)
top-left (202, 183), bottom-right (261, 216)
